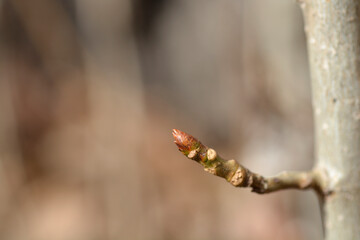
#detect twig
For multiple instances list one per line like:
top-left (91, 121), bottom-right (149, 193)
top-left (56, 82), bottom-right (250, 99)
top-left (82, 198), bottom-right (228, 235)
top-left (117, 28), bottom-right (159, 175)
top-left (172, 129), bottom-right (324, 194)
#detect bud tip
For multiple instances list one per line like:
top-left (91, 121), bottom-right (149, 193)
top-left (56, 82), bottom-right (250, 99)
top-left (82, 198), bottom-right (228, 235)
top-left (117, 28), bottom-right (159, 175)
top-left (172, 129), bottom-right (200, 153)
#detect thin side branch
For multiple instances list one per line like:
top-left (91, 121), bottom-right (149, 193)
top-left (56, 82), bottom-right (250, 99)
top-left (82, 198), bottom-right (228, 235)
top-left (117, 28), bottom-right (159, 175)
top-left (172, 129), bottom-right (324, 194)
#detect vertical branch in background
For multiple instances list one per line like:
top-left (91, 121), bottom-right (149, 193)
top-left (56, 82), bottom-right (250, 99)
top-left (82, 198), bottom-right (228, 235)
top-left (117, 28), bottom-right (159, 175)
top-left (301, 1), bottom-right (360, 239)
top-left (76, 0), bottom-right (144, 239)
top-left (3, 0), bottom-right (85, 180)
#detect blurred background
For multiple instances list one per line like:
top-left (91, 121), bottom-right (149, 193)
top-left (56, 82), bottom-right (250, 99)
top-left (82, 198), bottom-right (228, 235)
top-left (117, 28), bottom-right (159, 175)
top-left (0, 0), bottom-right (323, 239)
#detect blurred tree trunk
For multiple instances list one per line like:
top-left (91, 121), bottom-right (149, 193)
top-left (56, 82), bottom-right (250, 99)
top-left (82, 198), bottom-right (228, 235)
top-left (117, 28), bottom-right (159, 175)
top-left (301, 1), bottom-right (360, 239)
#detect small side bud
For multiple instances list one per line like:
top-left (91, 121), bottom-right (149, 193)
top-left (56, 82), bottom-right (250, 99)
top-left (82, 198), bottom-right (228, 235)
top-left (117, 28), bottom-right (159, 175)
top-left (204, 167), bottom-right (217, 175)
top-left (207, 148), bottom-right (217, 161)
top-left (188, 148), bottom-right (200, 159)
top-left (230, 167), bottom-right (247, 187)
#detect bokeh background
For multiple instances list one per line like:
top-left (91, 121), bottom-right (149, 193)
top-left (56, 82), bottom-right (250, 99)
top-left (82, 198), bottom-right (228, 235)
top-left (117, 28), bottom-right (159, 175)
top-left (0, 0), bottom-right (323, 239)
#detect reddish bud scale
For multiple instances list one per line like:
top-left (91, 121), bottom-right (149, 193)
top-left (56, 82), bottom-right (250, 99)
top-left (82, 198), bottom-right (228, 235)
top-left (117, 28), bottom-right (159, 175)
top-left (172, 129), bottom-right (207, 161)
